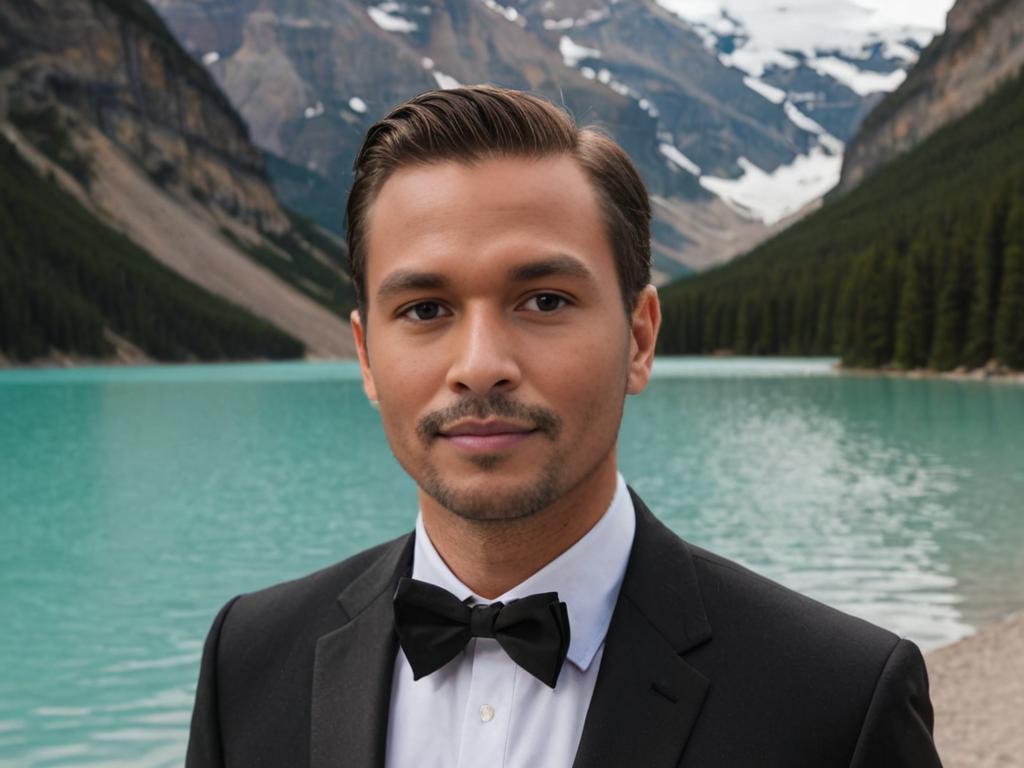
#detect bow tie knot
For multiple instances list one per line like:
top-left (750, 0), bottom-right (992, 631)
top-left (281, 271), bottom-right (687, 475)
top-left (469, 601), bottom-right (502, 639)
top-left (393, 577), bottom-right (571, 688)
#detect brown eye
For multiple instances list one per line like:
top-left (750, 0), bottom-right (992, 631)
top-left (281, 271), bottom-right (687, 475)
top-left (524, 293), bottom-right (568, 312)
top-left (402, 301), bottom-right (448, 321)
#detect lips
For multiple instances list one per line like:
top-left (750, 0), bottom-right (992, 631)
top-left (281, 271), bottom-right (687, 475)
top-left (439, 420), bottom-right (537, 452)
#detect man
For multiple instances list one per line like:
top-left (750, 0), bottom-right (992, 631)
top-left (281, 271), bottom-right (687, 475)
top-left (187, 86), bottom-right (942, 767)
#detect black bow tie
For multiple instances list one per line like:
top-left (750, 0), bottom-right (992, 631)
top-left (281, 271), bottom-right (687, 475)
top-left (392, 576), bottom-right (571, 688)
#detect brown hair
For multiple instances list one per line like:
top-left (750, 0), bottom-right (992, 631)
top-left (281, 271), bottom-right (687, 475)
top-left (345, 85), bottom-right (651, 318)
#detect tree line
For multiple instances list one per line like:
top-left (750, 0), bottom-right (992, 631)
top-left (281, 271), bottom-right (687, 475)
top-left (0, 135), bottom-right (304, 363)
top-left (658, 67), bottom-right (1024, 371)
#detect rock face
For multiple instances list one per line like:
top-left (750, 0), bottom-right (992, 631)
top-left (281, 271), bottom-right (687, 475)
top-left (0, 0), bottom-right (355, 360)
top-left (838, 0), bottom-right (1024, 194)
top-left (0, 0), bottom-right (288, 234)
top-left (153, 0), bottom-right (932, 274)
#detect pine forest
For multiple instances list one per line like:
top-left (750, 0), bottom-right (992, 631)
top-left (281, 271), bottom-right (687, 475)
top-left (657, 68), bottom-right (1024, 371)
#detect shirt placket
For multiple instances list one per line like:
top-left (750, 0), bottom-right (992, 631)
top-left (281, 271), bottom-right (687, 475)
top-left (455, 637), bottom-right (517, 768)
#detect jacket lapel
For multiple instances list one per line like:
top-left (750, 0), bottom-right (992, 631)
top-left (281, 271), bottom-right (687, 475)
top-left (572, 490), bottom-right (713, 768)
top-left (310, 534), bottom-right (414, 768)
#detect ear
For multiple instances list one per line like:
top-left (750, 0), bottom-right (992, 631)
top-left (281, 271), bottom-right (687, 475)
top-left (626, 285), bottom-right (660, 395)
top-left (350, 309), bottom-right (379, 404)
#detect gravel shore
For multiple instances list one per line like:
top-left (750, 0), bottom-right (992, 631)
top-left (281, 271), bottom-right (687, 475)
top-left (927, 611), bottom-right (1024, 767)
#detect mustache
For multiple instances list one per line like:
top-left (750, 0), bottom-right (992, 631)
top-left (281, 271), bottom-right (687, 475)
top-left (416, 394), bottom-right (562, 445)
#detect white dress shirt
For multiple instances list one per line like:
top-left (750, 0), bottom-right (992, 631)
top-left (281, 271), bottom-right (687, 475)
top-left (384, 474), bottom-right (637, 768)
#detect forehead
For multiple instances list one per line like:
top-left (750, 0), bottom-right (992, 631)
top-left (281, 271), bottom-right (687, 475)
top-left (362, 155), bottom-right (616, 293)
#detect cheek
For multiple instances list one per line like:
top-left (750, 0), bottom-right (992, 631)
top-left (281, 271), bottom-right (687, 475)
top-left (371, 347), bottom-right (444, 437)
top-left (534, 329), bottom-right (629, 412)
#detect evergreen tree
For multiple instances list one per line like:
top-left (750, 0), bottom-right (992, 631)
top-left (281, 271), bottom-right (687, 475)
top-left (930, 232), bottom-right (974, 371)
top-left (995, 197), bottom-right (1024, 368)
top-left (656, 68), bottom-right (1024, 370)
top-left (894, 240), bottom-right (935, 368)
top-left (964, 188), bottom-right (1009, 366)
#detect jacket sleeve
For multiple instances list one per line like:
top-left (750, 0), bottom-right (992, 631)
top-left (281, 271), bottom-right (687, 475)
top-left (186, 596), bottom-right (241, 768)
top-left (849, 638), bottom-right (944, 767)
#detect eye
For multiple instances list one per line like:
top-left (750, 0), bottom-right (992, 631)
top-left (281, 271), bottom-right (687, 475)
top-left (521, 293), bottom-right (570, 312)
top-left (401, 301), bottom-right (450, 321)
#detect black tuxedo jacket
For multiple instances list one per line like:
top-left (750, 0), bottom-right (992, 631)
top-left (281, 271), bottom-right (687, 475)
top-left (186, 491), bottom-right (943, 767)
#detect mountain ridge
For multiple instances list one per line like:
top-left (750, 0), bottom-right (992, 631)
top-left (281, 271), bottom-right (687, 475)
top-left (0, 0), bottom-right (357, 364)
top-left (838, 0), bottom-right (1024, 194)
top-left (153, 0), bottom-right (940, 274)
top-left (657, 2), bottom-right (1024, 372)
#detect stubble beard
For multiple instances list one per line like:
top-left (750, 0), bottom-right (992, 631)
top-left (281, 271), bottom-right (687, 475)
top-left (412, 394), bottom-right (566, 522)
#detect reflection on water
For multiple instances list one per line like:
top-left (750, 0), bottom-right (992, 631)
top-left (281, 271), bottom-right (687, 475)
top-left (1, 358), bottom-right (1023, 765)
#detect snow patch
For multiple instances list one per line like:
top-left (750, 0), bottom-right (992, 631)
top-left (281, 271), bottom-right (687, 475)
top-left (348, 97), bottom-right (368, 114)
top-left (807, 56), bottom-right (908, 95)
top-left (658, 0), bottom-right (947, 62)
top-left (559, 36), bottom-right (601, 67)
top-left (578, 8), bottom-right (610, 25)
top-left (433, 71), bottom-right (461, 90)
top-left (421, 57), bottom-right (435, 70)
top-left (784, 101), bottom-right (823, 134)
top-left (881, 39), bottom-right (919, 63)
top-left (743, 76), bottom-right (785, 104)
top-left (719, 48), bottom-right (798, 79)
top-left (659, 143), bottom-right (702, 176)
top-left (699, 148), bottom-right (842, 225)
top-left (479, 0), bottom-right (525, 25)
top-left (367, 4), bottom-right (418, 32)
top-left (303, 101), bottom-right (324, 119)
top-left (783, 101), bottom-right (844, 154)
top-left (201, 51), bottom-right (220, 66)
top-left (544, 17), bottom-right (575, 30)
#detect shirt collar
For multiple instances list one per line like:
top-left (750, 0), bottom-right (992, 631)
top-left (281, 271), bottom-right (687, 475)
top-left (411, 473), bottom-right (636, 672)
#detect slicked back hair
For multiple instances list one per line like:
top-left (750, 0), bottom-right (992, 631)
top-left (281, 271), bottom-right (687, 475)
top-left (345, 85), bottom-right (652, 321)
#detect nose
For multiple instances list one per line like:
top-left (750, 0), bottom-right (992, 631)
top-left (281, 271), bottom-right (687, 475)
top-left (445, 305), bottom-right (521, 397)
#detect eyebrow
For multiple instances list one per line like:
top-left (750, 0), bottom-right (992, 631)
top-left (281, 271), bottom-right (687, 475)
top-left (507, 255), bottom-right (596, 283)
top-left (376, 269), bottom-right (451, 302)
top-left (375, 254), bottom-right (596, 302)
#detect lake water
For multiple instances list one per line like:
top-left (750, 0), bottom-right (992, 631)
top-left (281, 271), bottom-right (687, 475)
top-left (1, 358), bottom-right (1022, 766)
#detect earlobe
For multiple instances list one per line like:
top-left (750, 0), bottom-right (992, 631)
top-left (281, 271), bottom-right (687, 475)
top-left (626, 285), bottom-right (660, 395)
top-left (350, 309), bottom-right (379, 403)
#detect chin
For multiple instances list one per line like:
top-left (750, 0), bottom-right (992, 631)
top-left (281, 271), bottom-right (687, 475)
top-left (420, 461), bottom-right (563, 522)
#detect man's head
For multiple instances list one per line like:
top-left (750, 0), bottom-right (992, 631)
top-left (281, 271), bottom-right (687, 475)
top-left (347, 85), bottom-right (660, 524)
top-left (346, 85), bottom-right (652, 320)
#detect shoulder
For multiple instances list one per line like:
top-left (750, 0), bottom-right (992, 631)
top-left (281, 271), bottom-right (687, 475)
top-left (217, 532), bottom-right (412, 645)
top-left (688, 541), bottom-right (900, 658)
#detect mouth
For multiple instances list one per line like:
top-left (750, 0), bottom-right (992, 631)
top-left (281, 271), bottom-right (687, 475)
top-left (438, 420), bottom-right (538, 452)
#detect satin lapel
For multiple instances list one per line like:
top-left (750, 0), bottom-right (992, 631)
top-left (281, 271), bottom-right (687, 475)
top-left (310, 534), bottom-right (414, 768)
top-left (572, 491), bottom-right (712, 768)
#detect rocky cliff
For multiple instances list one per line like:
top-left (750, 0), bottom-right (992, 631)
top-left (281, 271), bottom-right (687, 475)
top-left (0, 0), bottom-right (355, 361)
top-left (153, 0), bottom-right (934, 275)
top-left (838, 0), bottom-right (1024, 193)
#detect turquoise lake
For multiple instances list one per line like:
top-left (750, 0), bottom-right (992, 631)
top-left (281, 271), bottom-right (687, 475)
top-left (1, 358), bottom-right (1022, 766)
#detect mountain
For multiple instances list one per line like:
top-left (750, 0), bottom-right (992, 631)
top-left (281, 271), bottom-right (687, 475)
top-left (152, 0), bottom-right (944, 276)
top-left (0, 0), bottom-right (355, 364)
top-left (656, 21), bottom-right (1024, 370)
top-left (839, 0), bottom-right (1024, 194)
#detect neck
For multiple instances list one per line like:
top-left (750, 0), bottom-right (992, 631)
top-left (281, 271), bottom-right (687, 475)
top-left (419, 455), bottom-right (619, 599)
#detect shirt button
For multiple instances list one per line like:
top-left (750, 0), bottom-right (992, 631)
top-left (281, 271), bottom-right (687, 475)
top-left (479, 704), bottom-right (495, 722)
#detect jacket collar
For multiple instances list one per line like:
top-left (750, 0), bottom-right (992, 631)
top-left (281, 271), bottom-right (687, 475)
top-left (310, 488), bottom-right (712, 768)
top-left (571, 489), bottom-right (711, 767)
top-left (310, 533), bottom-right (413, 768)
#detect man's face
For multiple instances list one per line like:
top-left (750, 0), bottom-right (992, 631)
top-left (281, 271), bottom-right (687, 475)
top-left (352, 154), bottom-right (659, 521)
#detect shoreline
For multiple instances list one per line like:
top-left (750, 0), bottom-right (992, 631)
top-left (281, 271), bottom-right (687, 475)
top-left (3, 353), bottom-right (1022, 383)
top-left (926, 610), bottom-right (1024, 767)
top-left (838, 362), bottom-right (1024, 386)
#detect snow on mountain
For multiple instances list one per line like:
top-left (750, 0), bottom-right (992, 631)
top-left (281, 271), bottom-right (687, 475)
top-left (653, 0), bottom-right (954, 224)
